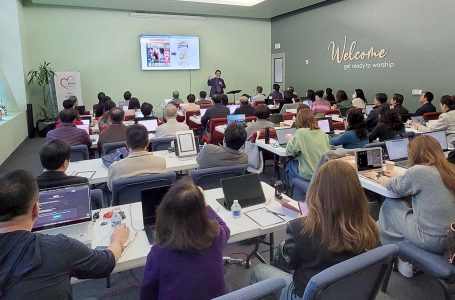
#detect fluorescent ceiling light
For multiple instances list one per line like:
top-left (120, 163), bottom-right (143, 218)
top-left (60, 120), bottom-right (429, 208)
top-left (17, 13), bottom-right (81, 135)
top-left (130, 13), bottom-right (206, 20)
top-left (176, 0), bottom-right (266, 6)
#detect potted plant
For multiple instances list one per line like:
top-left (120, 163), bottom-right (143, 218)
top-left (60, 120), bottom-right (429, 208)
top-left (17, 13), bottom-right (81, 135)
top-left (27, 60), bottom-right (57, 137)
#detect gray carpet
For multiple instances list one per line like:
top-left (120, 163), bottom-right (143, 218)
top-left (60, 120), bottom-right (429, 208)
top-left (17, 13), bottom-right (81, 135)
top-left (1, 137), bottom-right (452, 300)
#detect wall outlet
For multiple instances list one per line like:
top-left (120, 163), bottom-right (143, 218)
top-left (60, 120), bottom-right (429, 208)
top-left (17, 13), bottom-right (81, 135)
top-left (274, 43), bottom-right (280, 49)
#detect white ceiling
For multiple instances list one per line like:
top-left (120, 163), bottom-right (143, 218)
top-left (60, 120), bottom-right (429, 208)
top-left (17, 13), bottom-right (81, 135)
top-left (29, 0), bottom-right (328, 19)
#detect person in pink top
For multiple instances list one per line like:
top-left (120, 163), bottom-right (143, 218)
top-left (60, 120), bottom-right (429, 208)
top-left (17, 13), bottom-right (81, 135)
top-left (311, 90), bottom-right (331, 114)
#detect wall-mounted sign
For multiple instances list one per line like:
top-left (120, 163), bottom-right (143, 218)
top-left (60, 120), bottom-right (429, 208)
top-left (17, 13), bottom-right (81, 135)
top-left (328, 36), bottom-right (395, 71)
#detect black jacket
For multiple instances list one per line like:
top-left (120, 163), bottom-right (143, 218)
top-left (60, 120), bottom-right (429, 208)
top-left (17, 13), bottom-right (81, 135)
top-left (36, 171), bottom-right (88, 190)
top-left (366, 103), bottom-right (388, 132)
top-left (201, 104), bottom-right (230, 127)
top-left (415, 102), bottom-right (436, 116)
top-left (233, 104), bottom-right (255, 117)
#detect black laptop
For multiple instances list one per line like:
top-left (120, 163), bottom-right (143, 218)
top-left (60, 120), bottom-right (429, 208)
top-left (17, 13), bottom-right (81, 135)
top-left (217, 174), bottom-right (266, 209)
top-left (141, 185), bottom-right (171, 245)
top-left (317, 117), bottom-right (334, 134)
top-left (269, 113), bottom-right (284, 125)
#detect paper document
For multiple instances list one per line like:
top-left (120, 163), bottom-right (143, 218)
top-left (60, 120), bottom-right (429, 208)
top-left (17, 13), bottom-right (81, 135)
top-left (245, 208), bottom-right (286, 228)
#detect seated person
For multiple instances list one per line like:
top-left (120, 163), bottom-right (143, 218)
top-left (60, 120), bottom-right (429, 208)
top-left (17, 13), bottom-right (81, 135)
top-left (180, 94), bottom-right (200, 112)
top-left (137, 102), bottom-right (158, 121)
top-left (330, 108), bottom-right (368, 149)
top-left (369, 106), bottom-right (405, 142)
top-left (170, 90), bottom-right (184, 105)
top-left (302, 89), bottom-right (315, 108)
top-left (108, 124), bottom-right (166, 190)
top-left (140, 179), bottom-right (230, 300)
top-left (98, 98), bottom-right (116, 132)
top-left (233, 96), bottom-right (255, 117)
top-left (286, 86), bottom-right (301, 101)
top-left (0, 170), bottom-right (129, 299)
top-left (390, 93), bottom-right (409, 122)
top-left (55, 99), bottom-right (84, 128)
top-left (252, 86), bottom-right (266, 104)
top-left (311, 90), bottom-right (331, 114)
top-left (251, 160), bottom-right (379, 298)
top-left (201, 94), bottom-right (230, 130)
top-left (196, 123), bottom-right (248, 168)
top-left (122, 90), bottom-right (132, 107)
top-left (324, 87), bottom-right (336, 104)
top-left (125, 97), bottom-right (141, 117)
top-left (155, 104), bottom-right (190, 138)
top-left (351, 89), bottom-right (368, 109)
top-left (366, 92), bottom-right (388, 131)
top-left (413, 95), bottom-right (455, 145)
top-left (98, 107), bottom-right (128, 152)
top-left (268, 83), bottom-right (283, 100)
top-left (37, 139), bottom-right (89, 189)
top-left (94, 92), bottom-right (106, 118)
top-left (332, 90), bottom-right (352, 109)
top-left (195, 91), bottom-right (212, 105)
top-left (245, 104), bottom-right (274, 140)
top-left (415, 91), bottom-right (436, 116)
top-left (285, 109), bottom-right (330, 183)
top-left (364, 135), bottom-right (455, 255)
top-left (46, 109), bottom-right (92, 147)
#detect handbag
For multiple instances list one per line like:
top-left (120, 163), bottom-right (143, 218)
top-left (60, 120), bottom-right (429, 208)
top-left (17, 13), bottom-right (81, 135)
top-left (444, 222), bottom-right (455, 264)
top-left (101, 147), bottom-right (129, 167)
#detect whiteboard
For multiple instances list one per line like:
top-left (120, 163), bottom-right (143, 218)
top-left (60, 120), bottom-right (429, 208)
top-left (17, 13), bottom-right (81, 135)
top-left (54, 71), bottom-right (83, 111)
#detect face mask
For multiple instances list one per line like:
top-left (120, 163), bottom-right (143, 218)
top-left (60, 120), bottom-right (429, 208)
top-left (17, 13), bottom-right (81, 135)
top-left (352, 93), bottom-right (357, 99)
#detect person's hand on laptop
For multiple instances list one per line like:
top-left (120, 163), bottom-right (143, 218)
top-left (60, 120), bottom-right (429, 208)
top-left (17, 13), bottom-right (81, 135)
top-left (384, 170), bottom-right (401, 178)
top-left (109, 224), bottom-right (130, 261)
top-left (286, 134), bottom-right (293, 142)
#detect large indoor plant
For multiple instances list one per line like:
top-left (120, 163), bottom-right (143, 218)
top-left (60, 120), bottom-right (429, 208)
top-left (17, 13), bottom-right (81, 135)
top-left (27, 60), bottom-right (57, 136)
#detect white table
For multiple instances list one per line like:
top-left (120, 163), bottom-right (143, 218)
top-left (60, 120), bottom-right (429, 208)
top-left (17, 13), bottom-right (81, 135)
top-left (189, 115), bottom-right (202, 125)
top-left (91, 121), bottom-right (136, 134)
top-left (89, 182), bottom-right (302, 274)
top-left (66, 150), bottom-right (198, 184)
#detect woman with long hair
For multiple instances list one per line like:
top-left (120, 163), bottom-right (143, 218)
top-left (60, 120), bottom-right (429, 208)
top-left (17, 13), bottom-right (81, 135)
top-left (251, 160), bottom-right (379, 299)
top-left (330, 108), bottom-right (368, 149)
top-left (333, 89), bottom-right (352, 109)
top-left (352, 88), bottom-right (367, 109)
top-left (284, 109), bottom-right (330, 184)
top-left (140, 179), bottom-right (230, 300)
top-left (368, 106), bottom-right (405, 142)
top-left (365, 135), bottom-right (455, 254)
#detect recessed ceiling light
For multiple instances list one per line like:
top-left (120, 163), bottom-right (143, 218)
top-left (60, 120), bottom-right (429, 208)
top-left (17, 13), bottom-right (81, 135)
top-left (176, 0), bottom-right (266, 7)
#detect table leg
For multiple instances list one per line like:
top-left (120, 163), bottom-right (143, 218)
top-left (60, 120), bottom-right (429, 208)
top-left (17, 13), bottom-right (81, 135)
top-left (274, 154), bottom-right (281, 179)
top-left (269, 232), bottom-right (274, 262)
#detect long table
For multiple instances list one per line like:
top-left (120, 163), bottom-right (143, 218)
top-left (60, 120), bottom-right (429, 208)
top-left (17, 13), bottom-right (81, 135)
top-left (66, 150), bottom-right (198, 184)
top-left (89, 182), bottom-right (302, 275)
top-left (89, 133), bottom-right (155, 149)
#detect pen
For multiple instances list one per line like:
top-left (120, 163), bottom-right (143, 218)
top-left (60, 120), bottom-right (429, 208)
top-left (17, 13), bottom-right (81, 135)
top-left (266, 208), bottom-right (285, 217)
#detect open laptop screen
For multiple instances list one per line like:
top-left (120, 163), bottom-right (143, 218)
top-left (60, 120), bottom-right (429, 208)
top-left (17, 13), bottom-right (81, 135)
top-left (385, 138), bottom-right (409, 161)
top-left (227, 114), bottom-right (245, 125)
top-left (355, 148), bottom-right (383, 172)
top-left (141, 185), bottom-right (171, 226)
top-left (138, 119), bottom-right (158, 132)
top-left (227, 105), bottom-right (240, 114)
top-left (76, 124), bottom-right (90, 134)
top-left (33, 184), bottom-right (91, 231)
top-left (200, 109), bottom-right (207, 117)
top-left (220, 174), bottom-right (266, 209)
top-left (317, 117), bottom-right (334, 133)
top-left (276, 127), bottom-right (297, 145)
top-left (422, 130), bottom-right (448, 150)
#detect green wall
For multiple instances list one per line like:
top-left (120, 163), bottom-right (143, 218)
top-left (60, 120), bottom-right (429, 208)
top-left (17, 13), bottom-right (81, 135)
top-left (23, 5), bottom-right (272, 115)
top-left (271, 0), bottom-right (455, 112)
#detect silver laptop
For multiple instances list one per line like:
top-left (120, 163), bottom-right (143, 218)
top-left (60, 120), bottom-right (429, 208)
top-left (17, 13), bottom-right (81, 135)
top-left (276, 127), bottom-right (297, 146)
top-left (385, 138), bottom-right (410, 168)
top-left (365, 104), bottom-right (375, 116)
top-left (355, 147), bottom-right (383, 173)
top-left (422, 130), bottom-right (448, 151)
top-left (33, 184), bottom-right (93, 246)
top-left (317, 117), bottom-right (334, 134)
top-left (138, 119), bottom-right (158, 133)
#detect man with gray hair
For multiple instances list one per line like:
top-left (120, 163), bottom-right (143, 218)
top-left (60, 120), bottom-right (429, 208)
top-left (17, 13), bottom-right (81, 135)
top-left (155, 104), bottom-right (189, 138)
top-left (170, 90), bottom-right (184, 105)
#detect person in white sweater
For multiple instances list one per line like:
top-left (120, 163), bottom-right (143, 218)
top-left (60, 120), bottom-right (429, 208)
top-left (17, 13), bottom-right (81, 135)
top-left (413, 95), bottom-right (455, 145)
top-left (364, 135), bottom-right (455, 254)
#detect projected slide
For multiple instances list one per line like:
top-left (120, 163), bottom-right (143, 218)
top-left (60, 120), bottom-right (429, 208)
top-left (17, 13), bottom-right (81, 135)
top-left (140, 35), bottom-right (200, 70)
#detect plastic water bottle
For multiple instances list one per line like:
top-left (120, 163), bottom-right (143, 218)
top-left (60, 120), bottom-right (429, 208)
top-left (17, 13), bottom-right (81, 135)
top-left (111, 213), bottom-right (122, 227)
top-left (231, 200), bottom-right (241, 218)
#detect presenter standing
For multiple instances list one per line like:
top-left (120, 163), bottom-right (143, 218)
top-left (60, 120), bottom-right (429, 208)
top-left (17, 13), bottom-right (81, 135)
top-left (207, 69), bottom-right (226, 98)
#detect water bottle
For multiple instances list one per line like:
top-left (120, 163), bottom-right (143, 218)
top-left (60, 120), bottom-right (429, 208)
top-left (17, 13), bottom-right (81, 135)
top-left (111, 212), bottom-right (122, 227)
top-left (231, 200), bottom-right (241, 218)
top-left (265, 127), bottom-right (270, 144)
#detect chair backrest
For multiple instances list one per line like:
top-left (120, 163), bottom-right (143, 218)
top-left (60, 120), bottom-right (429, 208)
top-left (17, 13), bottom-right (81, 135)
top-left (282, 112), bottom-right (294, 121)
top-left (150, 137), bottom-right (175, 151)
top-left (70, 145), bottom-right (89, 162)
top-left (111, 172), bottom-right (177, 205)
top-left (423, 112), bottom-right (441, 121)
top-left (207, 117), bottom-right (228, 144)
top-left (280, 103), bottom-right (299, 115)
top-left (250, 127), bottom-right (278, 142)
top-left (199, 103), bottom-right (214, 109)
top-left (190, 164), bottom-right (247, 190)
top-left (302, 244), bottom-right (398, 300)
top-left (102, 141), bottom-right (126, 156)
top-left (324, 109), bottom-right (340, 116)
top-left (124, 114), bottom-right (135, 121)
top-left (185, 110), bottom-right (203, 130)
top-left (252, 100), bottom-right (266, 108)
top-left (212, 277), bottom-right (287, 300)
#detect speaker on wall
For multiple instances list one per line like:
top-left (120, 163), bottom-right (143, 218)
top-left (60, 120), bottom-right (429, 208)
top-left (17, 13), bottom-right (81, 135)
top-left (26, 103), bottom-right (35, 138)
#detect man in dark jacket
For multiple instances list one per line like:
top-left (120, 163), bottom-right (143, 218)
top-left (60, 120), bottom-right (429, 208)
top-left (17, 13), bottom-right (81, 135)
top-left (415, 91), bottom-right (436, 116)
top-left (201, 94), bottom-right (230, 130)
top-left (233, 96), bottom-right (255, 117)
top-left (0, 170), bottom-right (129, 299)
top-left (366, 93), bottom-right (388, 132)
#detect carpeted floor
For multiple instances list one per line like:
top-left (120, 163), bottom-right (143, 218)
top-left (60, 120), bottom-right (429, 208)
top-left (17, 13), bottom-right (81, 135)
top-left (1, 137), bottom-right (452, 300)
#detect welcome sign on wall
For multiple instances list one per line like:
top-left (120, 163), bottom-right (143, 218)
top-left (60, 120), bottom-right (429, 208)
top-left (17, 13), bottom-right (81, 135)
top-left (328, 36), bottom-right (396, 71)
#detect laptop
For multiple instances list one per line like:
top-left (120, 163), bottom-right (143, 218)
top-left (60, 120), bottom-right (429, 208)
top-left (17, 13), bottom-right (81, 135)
top-left (80, 119), bottom-right (90, 125)
top-left (141, 185), bottom-right (171, 245)
top-left (138, 119), bottom-right (158, 133)
top-left (122, 105), bottom-right (129, 112)
top-left (227, 104), bottom-right (240, 114)
top-left (276, 127), bottom-right (297, 146)
top-left (76, 124), bottom-right (90, 134)
top-left (422, 130), bottom-right (448, 151)
top-left (135, 111), bottom-right (144, 118)
top-left (269, 113), bottom-right (284, 125)
top-left (227, 114), bottom-right (246, 125)
top-left (365, 104), bottom-right (375, 116)
top-left (411, 116), bottom-right (426, 125)
top-left (33, 184), bottom-right (92, 246)
top-left (355, 147), bottom-right (383, 173)
top-left (76, 105), bottom-right (86, 116)
top-left (217, 174), bottom-right (266, 209)
top-left (80, 115), bottom-right (92, 124)
top-left (385, 138), bottom-right (410, 168)
top-left (317, 117), bottom-right (334, 134)
top-left (200, 108), bottom-right (207, 117)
